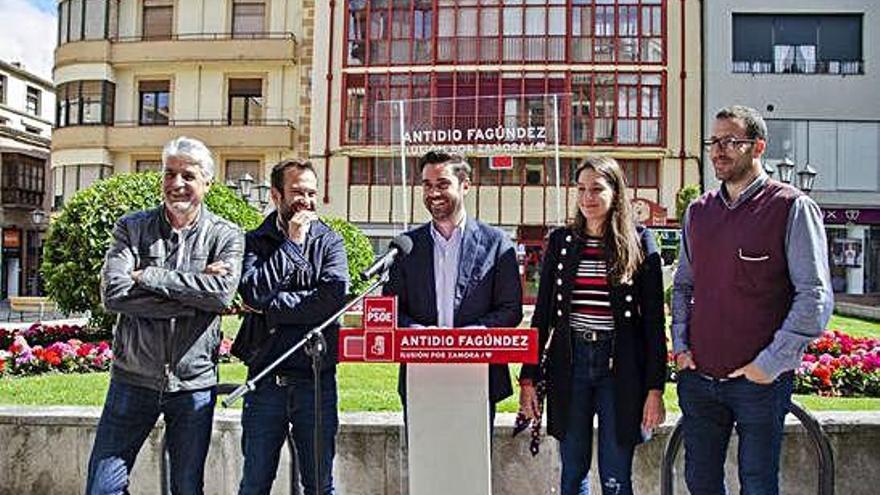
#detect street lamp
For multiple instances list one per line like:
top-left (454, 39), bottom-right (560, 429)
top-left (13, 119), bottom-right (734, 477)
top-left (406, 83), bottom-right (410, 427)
top-left (776, 157), bottom-right (796, 184)
top-left (772, 156), bottom-right (819, 194)
top-left (31, 209), bottom-right (47, 227)
top-left (238, 173), bottom-right (255, 198)
top-left (797, 163), bottom-right (818, 193)
top-left (227, 175), bottom-right (270, 209)
top-left (762, 161), bottom-right (776, 178)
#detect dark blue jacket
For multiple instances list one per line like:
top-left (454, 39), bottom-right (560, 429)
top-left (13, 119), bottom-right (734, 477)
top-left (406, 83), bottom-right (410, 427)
top-left (383, 217), bottom-right (523, 403)
top-left (231, 212), bottom-right (349, 376)
top-left (520, 226), bottom-right (666, 447)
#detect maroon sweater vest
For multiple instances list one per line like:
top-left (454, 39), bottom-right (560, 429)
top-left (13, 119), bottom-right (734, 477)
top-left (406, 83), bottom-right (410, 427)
top-left (688, 180), bottom-right (800, 378)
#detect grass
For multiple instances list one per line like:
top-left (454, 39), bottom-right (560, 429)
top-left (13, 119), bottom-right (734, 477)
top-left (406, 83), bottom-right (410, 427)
top-left (828, 313), bottom-right (880, 339)
top-left (1, 315), bottom-right (878, 412)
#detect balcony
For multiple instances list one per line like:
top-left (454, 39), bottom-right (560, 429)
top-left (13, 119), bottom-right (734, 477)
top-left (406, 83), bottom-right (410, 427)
top-left (52, 119), bottom-right (298, 152)
top-left (55, 32), bottom-right (297, 68)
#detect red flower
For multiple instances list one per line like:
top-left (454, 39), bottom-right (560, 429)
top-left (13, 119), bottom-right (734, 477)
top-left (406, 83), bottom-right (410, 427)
top-left (812, 365), bottom-right (832, 388)
top-left (43, 350), bottom-right (62, 366)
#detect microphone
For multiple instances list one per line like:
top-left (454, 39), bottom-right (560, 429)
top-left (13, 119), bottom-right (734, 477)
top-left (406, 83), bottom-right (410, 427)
top-left (360, 234), bottom-right (413, 281)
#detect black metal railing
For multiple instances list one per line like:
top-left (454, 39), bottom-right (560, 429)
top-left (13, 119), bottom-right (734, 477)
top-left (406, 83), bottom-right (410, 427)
top-left (661, 401), bottom-right (834, 495)
top-left (114, 31), bottom-right (296, 43)
top-left (160, 383), bottom-right (303, 495)
top-left (113, 118), bottom-right (295, 128)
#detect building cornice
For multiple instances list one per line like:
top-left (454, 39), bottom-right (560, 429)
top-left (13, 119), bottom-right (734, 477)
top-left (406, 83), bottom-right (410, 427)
top-left (0, 60), bottom-right (54, 90)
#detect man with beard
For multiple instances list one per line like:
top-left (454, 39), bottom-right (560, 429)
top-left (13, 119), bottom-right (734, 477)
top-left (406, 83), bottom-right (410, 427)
top-left (88, 136), bottom-right (244, 494)
top-left (232, 159), bottom-right (349, 495)
top-left (383, 151), bottom-right (523, 429)
top-left (672, 106), bottom-right (833, 495)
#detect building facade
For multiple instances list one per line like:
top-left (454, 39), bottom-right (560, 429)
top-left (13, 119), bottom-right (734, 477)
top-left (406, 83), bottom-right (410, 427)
top-left (0, 61), bottom-right (54, 298)
top-left (51, 0), bottom-right (314, 205)
top-left (704, 1), bottom-right (879, 294)
top-left (310, 0), bottom-right (702, 301)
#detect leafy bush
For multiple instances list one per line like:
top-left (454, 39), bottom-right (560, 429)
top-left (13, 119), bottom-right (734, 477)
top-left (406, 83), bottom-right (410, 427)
top-left (41, 172), bottom-right (261, 330)
top-left (675, 184), bottom-right (701, 223)
top-left (322, 216), bottom-right (375, 295)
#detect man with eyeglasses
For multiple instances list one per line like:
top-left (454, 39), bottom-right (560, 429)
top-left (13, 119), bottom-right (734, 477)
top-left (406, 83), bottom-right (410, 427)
top-left (671, 105), bottom-right (833, 495)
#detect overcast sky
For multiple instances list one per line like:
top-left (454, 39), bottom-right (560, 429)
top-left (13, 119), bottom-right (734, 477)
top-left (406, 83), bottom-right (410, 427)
top-left (0, 0), bottom-right (57, 81)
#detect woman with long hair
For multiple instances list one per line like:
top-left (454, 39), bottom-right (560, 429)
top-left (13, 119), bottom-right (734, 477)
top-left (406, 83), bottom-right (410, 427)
top-left (518, 156), bottom-right (667, 495)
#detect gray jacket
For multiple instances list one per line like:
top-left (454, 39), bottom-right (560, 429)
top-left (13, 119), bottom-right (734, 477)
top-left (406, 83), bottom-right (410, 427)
top-left (101, 205), bottom-right (244, 392)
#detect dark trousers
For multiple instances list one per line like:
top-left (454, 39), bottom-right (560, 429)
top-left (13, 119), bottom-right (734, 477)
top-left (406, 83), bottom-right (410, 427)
top-left (86, 379), bottom-right (216, 495)
top-left (239, 373), bottom-right (338, 495)
top-left (559, 339), bottom-right (635, 495)
top-left (677, 370), bottom-right (794, 495)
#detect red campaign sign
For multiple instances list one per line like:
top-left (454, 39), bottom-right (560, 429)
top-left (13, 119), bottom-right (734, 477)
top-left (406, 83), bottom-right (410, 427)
top-left (340, 296), bottom-right (538, 363)
top-left (364, 296), bottom-right (396, 330)
top-left (339, 327), bottom-right (538, 364)
top-left (490, 156), bottom-right (513, 170)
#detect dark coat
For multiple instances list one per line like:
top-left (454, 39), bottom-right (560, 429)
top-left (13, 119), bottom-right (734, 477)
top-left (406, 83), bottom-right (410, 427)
top-left (383, 217), bottom-right (523, 403)
top-left (231, 212), bottom-right (349, 377)
top-left (520, 226), bottom-right (666, 447)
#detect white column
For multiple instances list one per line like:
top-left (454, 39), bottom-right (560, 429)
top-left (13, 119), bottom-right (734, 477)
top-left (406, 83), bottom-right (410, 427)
top-left (846, 224), bottom-right (867, 294)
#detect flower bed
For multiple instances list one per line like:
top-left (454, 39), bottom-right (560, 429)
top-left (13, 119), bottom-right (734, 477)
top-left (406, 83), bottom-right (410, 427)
top-left (665, 330), bottom-right (880, 398)
top-left (1, 337), bottom-right (113, 375)
top-left (795, 330), bottom-right (880, 397)
top-left (1, 334), bottom-right (235, 376)
top-left (0, 323), bottom-right (110, 349)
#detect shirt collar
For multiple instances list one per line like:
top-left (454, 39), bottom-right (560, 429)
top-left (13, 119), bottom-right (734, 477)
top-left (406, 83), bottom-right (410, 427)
top-left (720, 173), bottom-right (769, 209)
top-left (430, 213), bottom-right (466, 246)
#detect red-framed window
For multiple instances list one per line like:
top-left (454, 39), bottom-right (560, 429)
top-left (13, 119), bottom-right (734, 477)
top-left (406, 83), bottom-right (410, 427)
top-left (342, 71), bottom-right (665, 146)
top-left (345, 0), bottom-right (665, 67)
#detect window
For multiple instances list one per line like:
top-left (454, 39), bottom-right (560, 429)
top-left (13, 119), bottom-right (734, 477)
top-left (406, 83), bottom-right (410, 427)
top-left (225, 159), bottom-right (261, 183)
top-left (348, 157), bottom-right (420, 186)
top-left (57, 164), bottom-right (113, 204)
top-left (1, 153), bottom-right (46, 207)
top-left (733, 14), bottom-right (863, 75)
top-left (24, 125), bottom-right (42, 135)
top-left (139, 80), bottom-right (170, 125)
top-left (343, 71), bottom-right (665, 146)
top-left (227, 79), bottom-right (263, 125)
top-left (26, 87), bottom-right (41, 115)
top-left (619, 159), bottom-right (659, 189)
top-left (135, 159), bottom-right (162, 172)
top-left (0, 75), bottom-right (5, 104)
top-left (346, 0), bottom-right (664, 67)
top-left (57, 0), bottom-right (117, 44)
top-left (77, 81), bottom-right (114, 125)
top-left (143, 0), bottom-right (173, 40)
top-left (232, 0), bottom-right (265, 38)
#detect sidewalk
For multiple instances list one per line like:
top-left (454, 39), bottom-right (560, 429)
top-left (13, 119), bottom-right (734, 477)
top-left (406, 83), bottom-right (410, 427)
top-left (0, 299), bottom-right (88, 329)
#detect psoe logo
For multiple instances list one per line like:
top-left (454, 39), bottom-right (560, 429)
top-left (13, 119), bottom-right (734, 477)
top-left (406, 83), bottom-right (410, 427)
top-left (364, 296), bottom-right (397, 330)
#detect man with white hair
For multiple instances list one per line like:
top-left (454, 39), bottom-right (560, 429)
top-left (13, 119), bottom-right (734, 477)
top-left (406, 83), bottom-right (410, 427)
top-left (86, 136), bottom-right (244, 495)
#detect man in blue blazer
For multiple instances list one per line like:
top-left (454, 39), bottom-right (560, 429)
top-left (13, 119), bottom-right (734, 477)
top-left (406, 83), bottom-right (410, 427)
top-left (383, 151), bottom-right (523, 424)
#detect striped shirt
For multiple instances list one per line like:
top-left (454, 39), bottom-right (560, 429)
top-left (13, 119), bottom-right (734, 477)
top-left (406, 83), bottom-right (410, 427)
top-left (570, 237), bottom-right (614, 332)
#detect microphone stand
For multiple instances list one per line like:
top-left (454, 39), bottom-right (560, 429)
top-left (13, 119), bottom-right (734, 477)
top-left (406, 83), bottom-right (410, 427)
top-left (223, 270), bottom-right (391, 495)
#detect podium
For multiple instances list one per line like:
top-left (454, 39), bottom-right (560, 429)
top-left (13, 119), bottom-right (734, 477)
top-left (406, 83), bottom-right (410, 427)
top-left (340, 296), bottom-right (537, 495)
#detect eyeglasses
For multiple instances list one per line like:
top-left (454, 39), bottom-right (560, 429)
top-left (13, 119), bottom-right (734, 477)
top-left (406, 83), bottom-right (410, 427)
top-left (702, 136), bottom-right (756, 151)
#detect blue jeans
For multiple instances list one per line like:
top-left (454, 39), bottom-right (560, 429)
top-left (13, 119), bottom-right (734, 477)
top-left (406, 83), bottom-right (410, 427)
top-left (677, 370), bottom-right (794, 495)
top-left (560, 339), bottom-right (635, 495)
top-left (239, 373), bottom-right (338, 495)
top-left (85, 379), bottom-right (216, 495)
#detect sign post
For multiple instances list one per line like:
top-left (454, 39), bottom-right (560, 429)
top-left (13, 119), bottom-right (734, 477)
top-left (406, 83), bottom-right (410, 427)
top-left (340, 296), bottom-right (538, 495)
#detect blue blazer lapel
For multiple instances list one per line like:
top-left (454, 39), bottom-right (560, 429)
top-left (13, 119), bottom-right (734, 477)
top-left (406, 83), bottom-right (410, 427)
top-left (455, 218), bottom-right (482, 311)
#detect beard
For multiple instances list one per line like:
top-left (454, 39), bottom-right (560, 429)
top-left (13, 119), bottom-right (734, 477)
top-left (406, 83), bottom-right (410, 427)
top-left (277, 199), bottom-right (314, 225)
top-left (713, 153), bottom-right (753, 183)
top-left (425, 197), bottom-right (455, 221)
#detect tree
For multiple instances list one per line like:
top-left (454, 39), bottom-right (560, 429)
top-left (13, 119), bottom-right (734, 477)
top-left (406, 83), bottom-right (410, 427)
top-left (42, 172), bottom-right (374, 330)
